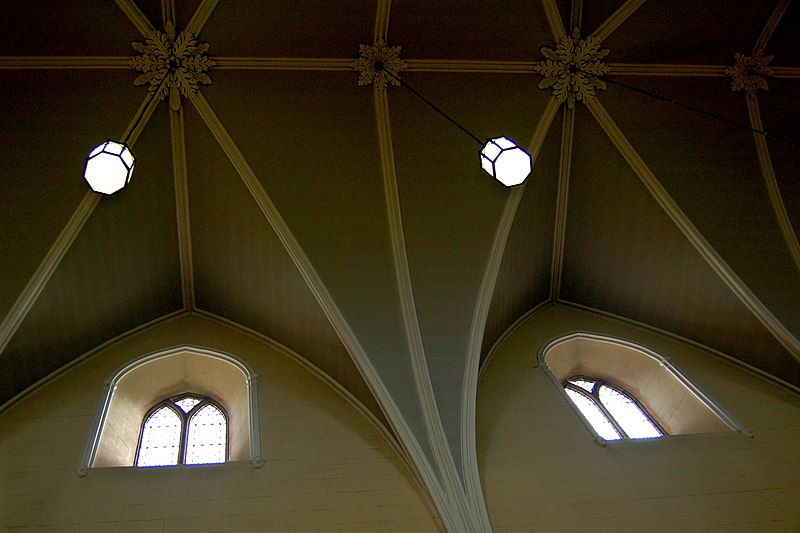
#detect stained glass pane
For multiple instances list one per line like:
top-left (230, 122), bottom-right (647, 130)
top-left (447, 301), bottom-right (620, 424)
top-left (599, 385), bottom-right (662, 439)
top-left (174, 396), bottom-right (202, 413)
top-left (185, 404), bottom-right (226, 465)
top-left (568, 378), bottom-right (596, 393)
top-left (137, 406), bottom-right (181, 467)
top-left (565, 388), bottom-right (621, 441)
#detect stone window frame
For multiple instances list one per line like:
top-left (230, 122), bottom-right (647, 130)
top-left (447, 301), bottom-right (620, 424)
top-left (78, 345), bottom-right (263, 477)
top-left (539, 332), bottom-right (750, 445)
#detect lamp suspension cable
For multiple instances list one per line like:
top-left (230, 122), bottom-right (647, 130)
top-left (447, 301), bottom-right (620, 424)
top-left (83, 75), bottom-right (170, 196)
top-left (377, 65), bottom-right (533, 187)
top-left (380, 67), bottom-right (483, 146)
top-left (122, 74), bottom-right (170, 145)
top-left (578, 68), bottom-right (797, 149)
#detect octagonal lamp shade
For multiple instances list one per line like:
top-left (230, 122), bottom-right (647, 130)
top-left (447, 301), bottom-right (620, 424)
top-left (83, 140), bottom-right (135, 195)
top-left (480, 136), bottom-right (532, 187)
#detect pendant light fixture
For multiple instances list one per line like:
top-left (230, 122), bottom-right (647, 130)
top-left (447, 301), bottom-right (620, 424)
top-left (83, 75), bottom-right (168, 196)
top-left (83, 140), bottom-right (135, 195)
top-left (379, 67), bottom-right (532, 187)
top-left (480, 136), bottom-right (533, 187)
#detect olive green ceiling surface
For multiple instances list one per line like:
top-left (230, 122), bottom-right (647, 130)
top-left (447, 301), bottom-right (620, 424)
top-left (1, 1), bottom-right (798, 529)
top-left (480, 111), bottom-right (563, 361)
top-left (0, 110), bottom-right (183, 402)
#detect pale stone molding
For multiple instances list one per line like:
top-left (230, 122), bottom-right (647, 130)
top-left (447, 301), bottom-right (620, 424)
top-left (354, 39), bottom-right (408, 89)
top-left (186, 0), bottom-right (220, 36)
top-left (746, 93), bottom-right (800, 273)
top-left (533, 28), bottom-right (609, 109)
top-left (590, 0), bottom-right (648, 44)
top-left (586, 98), bottom-right (800, 363)
top-left (169, 108), bottom-right (196, 310)
top-left (373, 89), bottom-right (483, 531)
top-left (550, 107), bottom-right (576, 300)
top-left (461, 96), bottom-right (561, 532)
top-left (754, 0), bottom-right (792, 52)
top-left (0, 56), bottom-right (131, 69)
top-left (541, 0), bottom-right (567, 41)
top-left (570, 0), bottom-right (584, 31)
top-left (607, 63), bottom-right (727, 76)
top-left (161, 0), bottom-right (176, 27)
top-left (190, 92), bottom-right (454, 531)
top-left (78, 345), bottom-right (263, 476)
top-left (115, 0), bottom-right (156, 37)
top-left (373, 0), bottom-right (392, 42)
top-left (130, 22), bottom-right (215, 111)
top-left (0, 91), bottom-right (159, 358)
top-left (193, 310), bottom-right (420, 477)
top-left (213, 57), bottom-right (353, 70)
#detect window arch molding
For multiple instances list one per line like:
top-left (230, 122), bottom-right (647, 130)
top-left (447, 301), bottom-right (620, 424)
top-left (538, 332), bottom-right (750, 444)
top-left (78, 345), bottom-right (263, 476)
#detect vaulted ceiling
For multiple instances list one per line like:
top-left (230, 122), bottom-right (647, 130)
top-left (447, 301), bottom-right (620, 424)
top-left (1, 0), bottom-right (798, 529)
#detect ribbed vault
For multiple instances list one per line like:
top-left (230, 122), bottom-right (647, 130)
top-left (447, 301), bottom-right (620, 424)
top-left (1, 0), bottom-right (798, 530)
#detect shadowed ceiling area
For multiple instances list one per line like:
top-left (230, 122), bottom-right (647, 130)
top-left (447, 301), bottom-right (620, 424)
top-left (1, 0), bottom-right (798, 530)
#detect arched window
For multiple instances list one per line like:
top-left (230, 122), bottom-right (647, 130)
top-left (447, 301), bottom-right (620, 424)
top-left (563, 377), bottom-right (662, 440)
top-left (538, 333), bottom-right (750, 444)
top-left (79, 346), bottom-right (263, 477)
top-left (136, 394), bottom-right (228, 467)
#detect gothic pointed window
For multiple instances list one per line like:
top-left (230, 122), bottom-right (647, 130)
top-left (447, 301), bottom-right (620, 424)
top-left (136, 394), bottom-right (228, 467)
top-left (563, 377), bottom-right (663, 440)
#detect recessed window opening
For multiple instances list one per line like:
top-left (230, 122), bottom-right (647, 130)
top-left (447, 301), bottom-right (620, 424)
top-left (136, 394), bottom-right (228, 467)
top-left (79, 346), bottom-right (264, 477)
top-left (538, 333), bottom-right (750, 444)
top-left (564, 376), bottom-right (662, 440)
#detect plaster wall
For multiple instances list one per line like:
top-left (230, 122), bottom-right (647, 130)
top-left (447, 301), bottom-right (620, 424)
top-left (0, 313), bottom-right (438, 532)
top-left (478, 304), bottom-right (800, 532)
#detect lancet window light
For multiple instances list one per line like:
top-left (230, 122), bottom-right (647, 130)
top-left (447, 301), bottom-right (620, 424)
top-left (563, 377), bottom-right (662, 440)
top-left (136, 394), bottom-right (227, 467)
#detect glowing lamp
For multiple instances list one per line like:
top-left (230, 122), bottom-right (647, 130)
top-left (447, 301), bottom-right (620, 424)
top-left (83, 140), bottom-right (135, 195)
top-left (480, 136), bottom-right (532, 187)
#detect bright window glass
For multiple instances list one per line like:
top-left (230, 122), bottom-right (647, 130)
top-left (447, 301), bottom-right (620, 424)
top-left (174, 397), bottom-right (201, 413)
top-left (565, 388), bottom-right (621, 441)
top-left (568, 378), bottom-right (596, 393)
top-left (136, 395), bottom-right (227, 467)
top-left (599, 385), bottom-right (662, 439)
top-left (136, 406), bottom-right (182, 467)
top-left (185, 404), bottom-right (227, 465)
top-left (564, 377), bottom-right (663, 441)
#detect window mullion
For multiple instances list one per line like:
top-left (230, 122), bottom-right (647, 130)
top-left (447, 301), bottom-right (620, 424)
top-left (178, 403), bottom-right (189, 465)
top-left (591, 384), bottom-right (629, 439)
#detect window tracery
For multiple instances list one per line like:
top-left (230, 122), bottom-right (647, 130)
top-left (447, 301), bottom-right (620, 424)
top-left (563, 376), bottom-right (662, 440)
top-left (136, 394), bottom-right (227, 467)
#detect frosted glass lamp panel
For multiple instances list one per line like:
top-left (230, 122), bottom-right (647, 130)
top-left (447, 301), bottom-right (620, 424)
top-left (494, 146), bottom-right (532, 186)
top-left (599, 385), bottom-right (662, 439)
top-left (137, 406), bottom-right (181, 467)
top-left (175, 397), bottom-right (202, 413)
top-left (568, 378), bottom-right (596, 393)
top-left (83, 141), bottom-right (134, 195)
top-left (480, 140), bottom-right (502, 174)
top-left (480, 136), bottom-right (532, 186)
top-left (105, 142), bottom-right (123, 155)
top-left (565, 388), bottom-right (621, 441)
top-left (185, 404), bottom-right (227, 465)
top-left (120, 148), bottom-right (134, 167)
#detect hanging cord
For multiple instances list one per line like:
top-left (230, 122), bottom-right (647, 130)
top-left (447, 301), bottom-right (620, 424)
top-left (380, 66), bottom-right (485, 146)
top-left (580, 69), bottom-right (798, 149)
top-left (377, 63), bottom-right (797, 149)
top-left (121, 74), bottom-right (170, 145)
